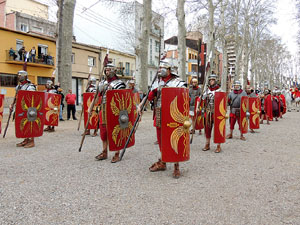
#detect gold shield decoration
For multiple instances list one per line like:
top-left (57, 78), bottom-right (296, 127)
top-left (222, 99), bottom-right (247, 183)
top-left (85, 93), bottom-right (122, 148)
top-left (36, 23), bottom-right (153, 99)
top-left (44, 93), bottom-right (61, 126)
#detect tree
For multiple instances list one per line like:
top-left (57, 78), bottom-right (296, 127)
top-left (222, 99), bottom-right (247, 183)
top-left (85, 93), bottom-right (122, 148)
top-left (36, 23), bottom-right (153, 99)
top-left (176, 0), bottom-right (187, 80)
top-left (56, 0), bottom-right (76, 95)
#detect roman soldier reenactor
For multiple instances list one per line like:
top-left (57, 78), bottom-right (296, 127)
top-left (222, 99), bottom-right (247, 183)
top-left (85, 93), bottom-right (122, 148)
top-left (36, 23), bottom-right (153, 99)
top-left (82, 76), bottom-right (98, 137)
top-left (44, 80), bottom-right (58, 132)
top-left (246, 85), bottom-right (257, 133)
top-left (202, 74), bottom-right (227, 153)
top-left (263, 89), bottom-right (273, 124)
top-left (189, 78), bottom-right (201, 135)
top-left (272, 90), bottom-right (279, 121)
top-left (226, 81), bottom-right (247, 140)
top-left (138, 61), bottom-right (188, 178)
top-left (11, 70), bottom-right (37, 148)
top-left (95, 64), bottom-right (126, 163)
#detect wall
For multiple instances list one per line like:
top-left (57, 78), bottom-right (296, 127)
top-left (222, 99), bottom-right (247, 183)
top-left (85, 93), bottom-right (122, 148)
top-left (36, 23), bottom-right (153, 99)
top-left (0, 0), bottom-right (6, 27)
top-left (6, 0), bottom-right (48, 20)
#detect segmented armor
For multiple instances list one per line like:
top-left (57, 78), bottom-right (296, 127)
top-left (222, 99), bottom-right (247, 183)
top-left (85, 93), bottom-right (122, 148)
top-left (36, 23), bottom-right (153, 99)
top-left (16, 80), bottom-right (36, 91)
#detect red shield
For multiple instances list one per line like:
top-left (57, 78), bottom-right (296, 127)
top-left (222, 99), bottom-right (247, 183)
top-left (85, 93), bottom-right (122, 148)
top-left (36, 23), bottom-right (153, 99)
top-left (240, 96), bottom-right (249, 134)
top-left (106, 89), bottom-right (135, 151)
top-left (15, 90), bottom-right (45, 138)
top-left (83, 93), bottom-right (100, 129)
top-left (161, 87), bottom-right (190, 163)
top-left (249, 97), bottom-right (260, 129)
top-left (194, 97), bottom-right (204, 130)
top-left (44, 93), bottom-right (61, 126)
top-left (0, 94), bottom-right (4, 134)
top-left (214, 92), bottom-right (227, 143)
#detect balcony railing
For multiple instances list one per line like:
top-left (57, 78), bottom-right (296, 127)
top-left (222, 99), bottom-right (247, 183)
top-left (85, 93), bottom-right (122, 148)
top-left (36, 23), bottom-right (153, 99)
top-left (5, 50), bottom-right (55, 67)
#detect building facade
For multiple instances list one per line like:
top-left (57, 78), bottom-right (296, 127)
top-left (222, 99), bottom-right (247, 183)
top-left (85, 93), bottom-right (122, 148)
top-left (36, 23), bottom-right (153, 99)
top-left (71, 43), bottom-right (136, 105)
top-left (0, 0), bottom-right (55, 37)
top-left (0, 27), bottom-right (55, 104)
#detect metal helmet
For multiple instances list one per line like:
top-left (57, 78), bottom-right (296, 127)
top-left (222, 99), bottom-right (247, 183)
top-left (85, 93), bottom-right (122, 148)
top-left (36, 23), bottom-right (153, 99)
top-left (105, 63), bottom-right (116, 79)
top-left (208, 73), bottom-right (218, 81)
top-left (17, 70), bottom-right (28, 83)
top-left (128, 79), bottom-right (135, 84)
top-left (233, 80), bottom-right (242, 90)
top-left (46, 80), bottom-right (53, 85)
top-left (158, 60), bottom-right (171, 77)
top-left (89, 76), bottom-right (97, 85)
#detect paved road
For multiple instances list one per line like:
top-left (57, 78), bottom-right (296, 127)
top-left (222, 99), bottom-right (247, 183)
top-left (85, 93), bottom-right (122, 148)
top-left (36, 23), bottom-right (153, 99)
top-left (0, 111), bottom-right (299, 224)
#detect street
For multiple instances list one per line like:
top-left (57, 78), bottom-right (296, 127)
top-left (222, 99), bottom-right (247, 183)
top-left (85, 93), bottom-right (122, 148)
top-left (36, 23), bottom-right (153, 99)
top-left (0, 110), bottom-right (299, 224)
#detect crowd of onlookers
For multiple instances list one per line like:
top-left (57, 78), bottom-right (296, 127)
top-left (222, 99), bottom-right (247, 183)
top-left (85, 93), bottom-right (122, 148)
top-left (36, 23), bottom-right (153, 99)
top-left (8, 46), bottom-right (54, 65)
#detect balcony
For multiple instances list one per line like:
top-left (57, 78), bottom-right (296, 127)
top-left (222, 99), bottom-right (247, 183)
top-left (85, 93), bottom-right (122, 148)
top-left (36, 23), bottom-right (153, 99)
top-left (5, 50), bottom-right (55, 68)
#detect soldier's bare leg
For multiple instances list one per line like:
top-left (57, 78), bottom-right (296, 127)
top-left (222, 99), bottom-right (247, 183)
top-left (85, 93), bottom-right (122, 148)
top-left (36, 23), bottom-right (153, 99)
top-left (24, 138), bottom-right (35, 148)
top-left (44, 126), bottom-right (51, 132)
top-left (149, 158), bottom-right (166, 172)
top-left (226, 129), bottom-right (233, 139)
top-left (240, 131), bottom-right (246, 141)
top-left (215, 144), bottom-right (221, 153)
top-left (95, 140), bottom-right (108, 160)
top-left (173, 163), bottom-right (180, 178)
top-left (111, 151), bottom-right (120, 163)
top-left (250, 129), bottom-right (255, 133)
top-left (16, 138), bottom-right (29, 147)
top-left (202, 138), bottom-right (210, 151)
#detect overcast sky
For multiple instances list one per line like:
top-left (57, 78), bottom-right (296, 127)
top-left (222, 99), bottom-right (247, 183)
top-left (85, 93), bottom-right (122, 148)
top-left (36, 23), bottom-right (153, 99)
top-left (39, 0), bottom-right (299, 56)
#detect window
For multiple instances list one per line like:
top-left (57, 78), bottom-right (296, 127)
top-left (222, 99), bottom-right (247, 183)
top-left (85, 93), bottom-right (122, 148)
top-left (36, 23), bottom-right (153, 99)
top-left (88, 56), bottom-right (96, 67)
top-left (155, 41), bottom-right (160, 53)
top-left (0, 73), bottom-right (18, 87)
top-left (150, 71), bottom-right (153, 82)
top-left (71, 53), bottom-right (75, 64)
top-left (32, 26), bottom-right (43, 33)
top-left (38, 44), bottom-right (48, 57)
top-left (38, 77), bottom-right (50, 85)
top-left (20, 24), bottom-right (28, 32)
top-left (189, 53), bottom-right (191, 60)
top-left (125, 62), bottom-right (130, 75)
top-left (192, 64), bottom-right (198, 73)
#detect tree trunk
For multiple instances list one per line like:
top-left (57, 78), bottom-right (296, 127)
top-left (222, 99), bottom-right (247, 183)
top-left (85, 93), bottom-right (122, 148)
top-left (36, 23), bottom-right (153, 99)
top-left (220, 0), bottom-right (228, 92)
top-left (136, 0), bottom-right (151, 93)
top-left (176, 0), bottom-right (186, 80)
top-left (59, 0), bottom-right (76, 97)
top-left (206, 0), bottom-right (215, 85)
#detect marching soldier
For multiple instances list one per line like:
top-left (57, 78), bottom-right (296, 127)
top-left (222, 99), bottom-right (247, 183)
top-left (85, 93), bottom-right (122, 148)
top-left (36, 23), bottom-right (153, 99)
top-left (202, 74), bottom-right (225, 153)
top-left (189, 78), bottom-right (201, 135)
top-left (83, 76), bottom-right (98, 137)
top-left (138, 61), bottom-right (187, 178)
top-left (226, 81), bottom-right (247, 140)
top-left (95, 64), bottom-right (126, 163)
top-left (246, 85), bottom-right (257, 133)
top-left (11, 70), bottom-right (36, 148)
top-left (44, 80), bottom-right (58, 132)
top-left (127, 79), bottom-right (138, 93)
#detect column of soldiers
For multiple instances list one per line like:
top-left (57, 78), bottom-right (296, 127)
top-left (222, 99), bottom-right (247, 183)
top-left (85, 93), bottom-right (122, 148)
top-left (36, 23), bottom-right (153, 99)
top-left (5, 61), bottom-right (288, 179)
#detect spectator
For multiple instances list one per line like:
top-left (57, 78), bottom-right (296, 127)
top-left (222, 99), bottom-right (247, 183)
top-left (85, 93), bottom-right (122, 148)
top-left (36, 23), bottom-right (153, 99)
top-left (18, 47), bottom-right (25, 61)
top-left (65, 89), bottom-right (77, 120)
top-left (9, 48), bottom-right (17, 60)
top-left (57, 88), bottom-right (65, 121)
top-left (30, 47), bottom-right (36, 62)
